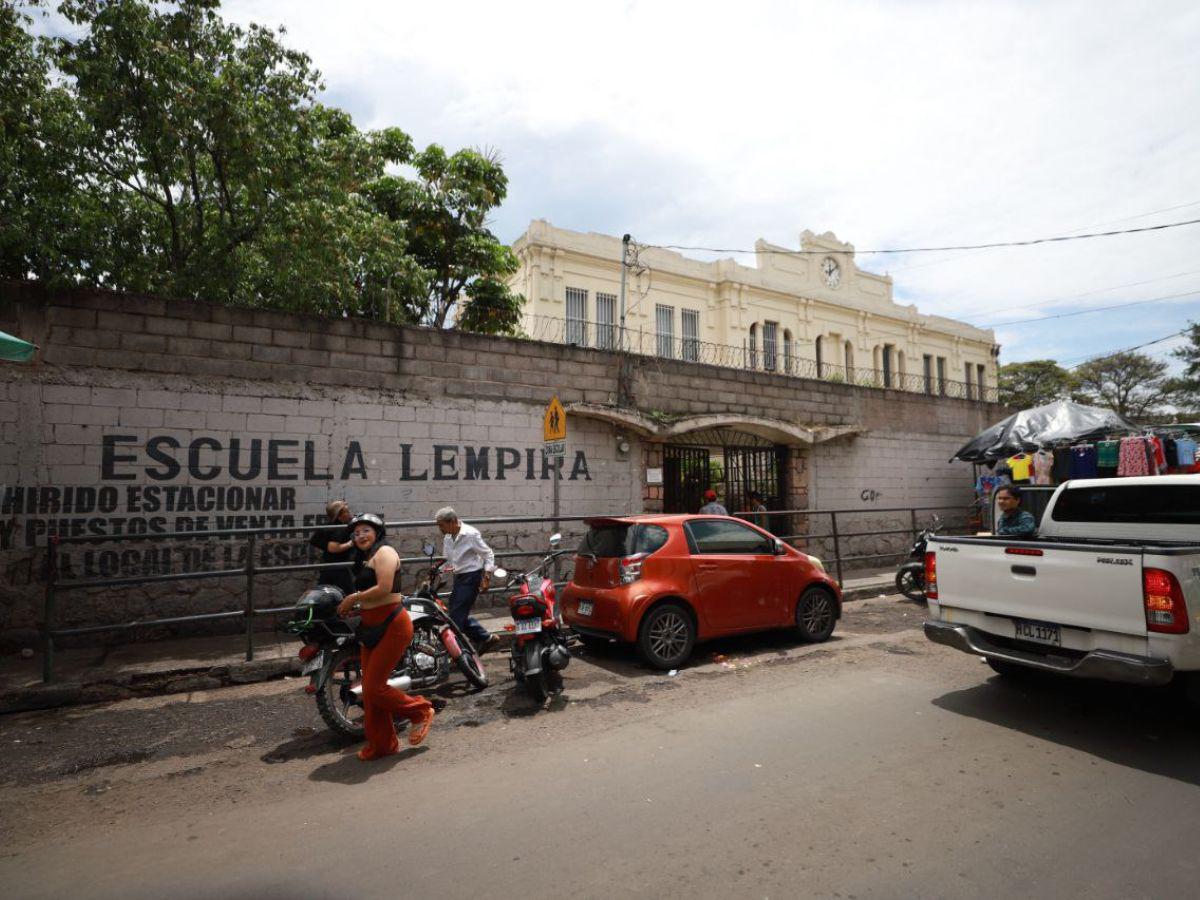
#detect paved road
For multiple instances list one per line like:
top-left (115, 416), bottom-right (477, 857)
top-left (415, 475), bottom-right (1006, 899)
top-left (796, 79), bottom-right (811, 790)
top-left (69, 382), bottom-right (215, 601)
top-left (2, 597), bottom-right (1199, 899)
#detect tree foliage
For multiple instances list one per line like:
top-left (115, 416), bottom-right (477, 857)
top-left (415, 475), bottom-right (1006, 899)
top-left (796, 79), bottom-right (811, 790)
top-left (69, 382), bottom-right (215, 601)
top-left (1170, 321), bottom-right (1200, 408)
top-left (1, 0), bottom-right (523, 332)
top-left (997, 359), bottom-right (1077, 410)
top-left (1073, 351), bottom-right (1178, 422)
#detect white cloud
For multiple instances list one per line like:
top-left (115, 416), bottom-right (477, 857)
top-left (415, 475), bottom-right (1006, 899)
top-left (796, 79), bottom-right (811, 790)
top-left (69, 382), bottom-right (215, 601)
top-left (222, 1), bottom-right (1200, 363)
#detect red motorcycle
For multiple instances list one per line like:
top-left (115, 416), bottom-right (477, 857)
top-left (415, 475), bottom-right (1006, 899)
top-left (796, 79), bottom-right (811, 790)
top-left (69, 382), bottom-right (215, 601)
top-left (495, 534), bottom-right (572, 703)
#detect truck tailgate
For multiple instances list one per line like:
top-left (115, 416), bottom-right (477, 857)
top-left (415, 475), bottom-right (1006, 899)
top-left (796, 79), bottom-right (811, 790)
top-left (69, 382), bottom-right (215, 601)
top-left (934, 540), bottom-right (1148, 637)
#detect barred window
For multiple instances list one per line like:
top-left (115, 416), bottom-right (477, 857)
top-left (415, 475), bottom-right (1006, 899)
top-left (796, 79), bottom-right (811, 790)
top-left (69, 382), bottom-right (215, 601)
top-left (783, 330), bottom-right (794, 374)
top-left (656, 304), bottom-right (675, 359)
top-left (749, 324), bottom-right (758, 369)
top-left (565, 287), bottom-right (588, 346)
top-left (923, 355), bottom-right (933, 394)
top-left (681, 309), bottom-right (700, 361)
top-left (763, 321), bottom-right (778, 372)
top-left (596, 292), bottom-right (616, 350)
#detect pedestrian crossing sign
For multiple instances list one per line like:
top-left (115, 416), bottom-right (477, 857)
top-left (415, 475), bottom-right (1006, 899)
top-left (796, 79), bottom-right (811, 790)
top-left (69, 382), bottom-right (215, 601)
top-left (543, 395), bottom-right (567, 442)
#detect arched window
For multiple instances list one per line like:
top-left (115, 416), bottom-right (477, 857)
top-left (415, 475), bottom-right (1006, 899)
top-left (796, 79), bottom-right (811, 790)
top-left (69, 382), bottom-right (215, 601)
top-left (783, 329), bottom-right (794, 374)
top-left (844, 340), bottom-right (854, 380)
top-left (815, 335), bottom-right (824, 377)
top-left (748, 323), bottom-right (758, 369)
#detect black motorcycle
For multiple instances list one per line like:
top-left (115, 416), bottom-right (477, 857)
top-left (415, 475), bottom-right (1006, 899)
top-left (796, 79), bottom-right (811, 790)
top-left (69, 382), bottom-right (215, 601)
top-left (494, 534), bottom-right (572, 703)
top-left (287, 541), bottom-right (488, 738)
top-left (894, 516), bottom-right (940, 602)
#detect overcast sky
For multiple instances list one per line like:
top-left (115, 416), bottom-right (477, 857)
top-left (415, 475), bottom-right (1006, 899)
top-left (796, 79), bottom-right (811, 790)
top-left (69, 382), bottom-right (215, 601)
top-left (108, 2), bottom-right (1200, 367)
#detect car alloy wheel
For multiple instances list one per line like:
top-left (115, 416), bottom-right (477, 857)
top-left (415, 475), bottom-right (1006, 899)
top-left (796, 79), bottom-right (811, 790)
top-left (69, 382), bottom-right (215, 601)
top-left (638, 603), bottom-right (695, 670)
top-left (796, 588), bottom-right (836, 643)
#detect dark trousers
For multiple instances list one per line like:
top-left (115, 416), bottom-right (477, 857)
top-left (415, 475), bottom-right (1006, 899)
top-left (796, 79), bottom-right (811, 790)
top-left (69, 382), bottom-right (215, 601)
top-left (448, 569), bottom-right (490, 645)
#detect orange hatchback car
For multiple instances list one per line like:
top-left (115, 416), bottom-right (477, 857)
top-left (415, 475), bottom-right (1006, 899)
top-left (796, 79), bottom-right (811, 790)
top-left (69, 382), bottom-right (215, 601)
top-left (562, 515), bottom-right (841, 669)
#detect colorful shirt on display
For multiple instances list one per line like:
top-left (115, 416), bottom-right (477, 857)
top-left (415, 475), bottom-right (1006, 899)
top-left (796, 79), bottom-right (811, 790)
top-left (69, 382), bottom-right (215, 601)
top-left (1032, 450), bottom-right (1055, 485)
top-left (1096, 440), bottom-right (1120, 469)
top-left (1176, 438), bottom-right (1198, 467)
top-left (1117, 437), bottom-right (1151, 477)
top-left (1069, 445), bottom-right (1098, 479)
top-left (1006, 453), bottom-right (1033, 482)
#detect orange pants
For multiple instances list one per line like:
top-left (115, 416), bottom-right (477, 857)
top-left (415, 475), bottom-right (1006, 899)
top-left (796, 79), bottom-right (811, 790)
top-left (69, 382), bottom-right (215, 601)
top-left (359, 604), bottom-right (433, 756)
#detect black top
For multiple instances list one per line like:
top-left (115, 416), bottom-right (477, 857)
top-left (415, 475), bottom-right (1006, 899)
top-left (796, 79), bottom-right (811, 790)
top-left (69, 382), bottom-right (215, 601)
top-left (353, 560), bottom-right (402, 594)
top-left (310, 524), bottom-right (353, 593)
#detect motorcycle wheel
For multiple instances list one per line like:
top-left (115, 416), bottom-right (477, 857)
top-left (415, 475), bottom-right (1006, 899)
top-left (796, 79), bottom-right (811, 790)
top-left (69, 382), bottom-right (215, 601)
top-left (525, 669), bottom-right (551, 704)
top-left (315, 646), bottom-right (366, 739)
top-left (895, 566), bottom-right (926, 602)
top-left (455, 647), bottom-right (488, 691)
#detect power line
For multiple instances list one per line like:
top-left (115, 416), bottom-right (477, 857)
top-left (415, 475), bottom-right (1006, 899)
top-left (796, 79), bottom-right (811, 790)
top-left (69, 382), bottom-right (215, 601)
top-left (984, 289), bottom-right (1200, 328)
top-left (1062, 328), bottom-right (1190, 370)
top-left (650, 216), bottom-right (1200, 257)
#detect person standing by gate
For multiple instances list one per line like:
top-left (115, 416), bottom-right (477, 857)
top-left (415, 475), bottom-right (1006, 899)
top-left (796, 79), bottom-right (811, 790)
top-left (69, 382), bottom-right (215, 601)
top-left (699, 489), bottom-right (728, 515)
top-left (746, 490), bottom-right (770, 531)
top-left (435, 507), bottom-right (500, 655)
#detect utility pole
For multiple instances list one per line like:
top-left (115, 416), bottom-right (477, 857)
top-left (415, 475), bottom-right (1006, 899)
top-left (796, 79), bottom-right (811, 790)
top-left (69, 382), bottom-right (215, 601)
top-left (617, 234), bottom-right (633, 406)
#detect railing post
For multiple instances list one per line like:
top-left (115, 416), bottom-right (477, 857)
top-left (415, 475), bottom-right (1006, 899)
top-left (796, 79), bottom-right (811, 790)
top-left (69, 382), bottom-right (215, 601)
top-left (245, 533), bottom-right (257, 662)
top-left (42, 535), bottom-right (59, 683)
top-left (829, 511), bottom-right (844, 589)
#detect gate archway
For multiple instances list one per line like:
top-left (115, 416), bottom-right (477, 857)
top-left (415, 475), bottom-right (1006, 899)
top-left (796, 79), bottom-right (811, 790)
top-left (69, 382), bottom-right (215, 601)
top-left (661, 428), bottom-right (789, 530)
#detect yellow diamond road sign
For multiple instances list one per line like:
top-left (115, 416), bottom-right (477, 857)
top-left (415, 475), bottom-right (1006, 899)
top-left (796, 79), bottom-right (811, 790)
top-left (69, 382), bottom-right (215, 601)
top-left (543, 396), bottom-right (567, 442)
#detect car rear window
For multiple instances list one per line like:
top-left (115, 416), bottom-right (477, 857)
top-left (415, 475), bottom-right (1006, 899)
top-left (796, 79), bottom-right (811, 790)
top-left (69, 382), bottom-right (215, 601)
top-left (1052, 485), bottom-right (1200, 525)
top-left (580, 523), bottom-right (669, 557)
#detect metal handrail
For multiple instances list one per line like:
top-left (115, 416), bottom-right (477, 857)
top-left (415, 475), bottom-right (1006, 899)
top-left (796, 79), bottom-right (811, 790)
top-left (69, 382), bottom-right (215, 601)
top-left (37, 502), bottom-right (974, 682)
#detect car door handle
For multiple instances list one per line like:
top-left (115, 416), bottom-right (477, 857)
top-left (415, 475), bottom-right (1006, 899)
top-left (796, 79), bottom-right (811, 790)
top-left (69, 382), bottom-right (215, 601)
top-left (698, 563), bottom-right (719, 570)
top-left (1011, 565), bottom-right (1036, 576)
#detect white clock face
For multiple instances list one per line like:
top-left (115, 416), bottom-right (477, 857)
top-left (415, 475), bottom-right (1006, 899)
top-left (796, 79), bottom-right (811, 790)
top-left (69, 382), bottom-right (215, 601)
top-left (821, 257), bottom-right (841, 288)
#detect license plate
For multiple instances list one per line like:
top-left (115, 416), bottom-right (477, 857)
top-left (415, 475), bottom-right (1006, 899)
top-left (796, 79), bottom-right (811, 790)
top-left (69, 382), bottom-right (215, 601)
top-left (300, 653), bottom-right (325, 675)
top-left (1013, 618), bottom-right (1061, 647)
top-left (515, 619), bottom-right (542, 635)
top-left (577, 600), bottom-right (594, 617)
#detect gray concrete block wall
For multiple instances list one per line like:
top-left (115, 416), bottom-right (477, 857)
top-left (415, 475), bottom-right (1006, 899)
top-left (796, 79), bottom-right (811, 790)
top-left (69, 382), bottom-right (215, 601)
top-left (0, 282), bottom-right (1005, 645)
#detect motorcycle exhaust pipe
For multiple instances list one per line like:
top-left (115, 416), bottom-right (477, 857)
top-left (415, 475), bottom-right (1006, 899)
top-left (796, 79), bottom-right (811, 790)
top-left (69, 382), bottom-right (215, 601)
top-left (350, 675), bottom-right (413, 697)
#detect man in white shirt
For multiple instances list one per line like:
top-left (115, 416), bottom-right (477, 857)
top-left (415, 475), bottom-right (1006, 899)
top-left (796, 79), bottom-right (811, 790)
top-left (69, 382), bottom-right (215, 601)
top-left (436, 506), bottom-right (500, 654)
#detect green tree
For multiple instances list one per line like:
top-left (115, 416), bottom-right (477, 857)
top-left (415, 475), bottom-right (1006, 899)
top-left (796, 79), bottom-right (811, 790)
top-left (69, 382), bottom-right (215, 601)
top-left (365, 145), bottom-right (523, 332)
top-left (1171, 321), bottom-right (1200, 407)
top-left (997, 359), bottom-right (1077, 409)
top-left (3, 0), bottom-right (523, 331)
top-left (1073, 351), bottom-right (1178, 421)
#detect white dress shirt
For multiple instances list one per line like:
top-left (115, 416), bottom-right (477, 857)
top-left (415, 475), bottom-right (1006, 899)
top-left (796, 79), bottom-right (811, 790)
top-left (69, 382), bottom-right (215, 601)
top-left (442, 522), bottom-right (495, 575)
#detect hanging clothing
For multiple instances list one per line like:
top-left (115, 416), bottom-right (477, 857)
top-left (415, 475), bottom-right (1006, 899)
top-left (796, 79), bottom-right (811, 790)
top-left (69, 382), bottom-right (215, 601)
top-left (1032, 450), bottom-right (1055, 485)
top-left (1051, 450), bottom-right (1072, 483)
top-left (1069, 444), bottom-right (1098, 479)
top-left (1117, 437), bottom-right (1151, 477)
top-left (1006, 453), bottom-right (1034, 482)
top-left (1096, 440), bottom-right (1120, 469)
top-left (1176, 437), bottom-right (1198, 467)
top-left (1150, 436), bottom-right (1167, 473)
top-left (1163, 438), bottom-right (1179, 470)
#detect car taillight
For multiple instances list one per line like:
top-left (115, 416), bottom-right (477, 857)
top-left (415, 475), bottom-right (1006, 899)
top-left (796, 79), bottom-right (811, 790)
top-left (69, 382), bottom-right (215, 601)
top-left (298, 644), bottom-right (320, 661)
top-left (1144, 568), bottom-right (1189, 634)
top-left (619, 553), bottom-right (647, 585)
top-left (924, 551), bottom-right (937, 600)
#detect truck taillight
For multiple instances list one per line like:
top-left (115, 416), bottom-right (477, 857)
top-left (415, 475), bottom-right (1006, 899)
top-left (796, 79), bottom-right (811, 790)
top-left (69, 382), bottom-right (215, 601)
top-left (924, 551), bottom-right (937, 600)
top-left (619, 553), bottom-right (647, 585)
top-left (1144, 568), bottom-right (1189, 634)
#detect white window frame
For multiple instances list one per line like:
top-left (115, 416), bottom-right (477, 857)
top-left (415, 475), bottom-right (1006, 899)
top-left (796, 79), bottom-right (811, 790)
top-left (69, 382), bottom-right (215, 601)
top-left (681, 309), bottom-right (700, 362)
top-left (596, 292), bottom-right (616, 350)
top-left (656, 304), bottom-right (675, 359)
top-left (565, 287), bottom-right (588, 346)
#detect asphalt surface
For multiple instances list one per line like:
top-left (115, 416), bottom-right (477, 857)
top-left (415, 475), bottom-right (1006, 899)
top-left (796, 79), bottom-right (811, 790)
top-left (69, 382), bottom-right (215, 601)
top-left (2, 596), bottom-right (1199, 899)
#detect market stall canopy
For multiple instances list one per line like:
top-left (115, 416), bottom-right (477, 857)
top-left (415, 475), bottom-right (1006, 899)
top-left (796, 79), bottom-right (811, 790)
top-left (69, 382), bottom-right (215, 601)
top-left (951, 399), bottom-right (1136, 463)
top-left (0, 329), bottom-right (37, 363)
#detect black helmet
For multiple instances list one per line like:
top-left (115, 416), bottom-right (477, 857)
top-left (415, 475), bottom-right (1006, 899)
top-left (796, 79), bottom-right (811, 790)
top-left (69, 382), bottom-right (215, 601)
top-left (348, 512), bottom-right (387, 542)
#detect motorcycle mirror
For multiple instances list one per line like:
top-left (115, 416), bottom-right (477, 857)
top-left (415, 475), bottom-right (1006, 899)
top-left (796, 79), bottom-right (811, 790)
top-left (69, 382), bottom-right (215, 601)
top-left (421, 540), bottom-right (435, 557)
top-left (549, 532), bottom-right (562, 547)
top-left (493, 568), bottom-right (508, 580)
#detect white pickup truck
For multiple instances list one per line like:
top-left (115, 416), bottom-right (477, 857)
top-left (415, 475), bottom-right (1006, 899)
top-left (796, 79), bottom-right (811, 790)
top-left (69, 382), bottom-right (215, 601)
top-left (924, 475), bottom-right (1200, 688)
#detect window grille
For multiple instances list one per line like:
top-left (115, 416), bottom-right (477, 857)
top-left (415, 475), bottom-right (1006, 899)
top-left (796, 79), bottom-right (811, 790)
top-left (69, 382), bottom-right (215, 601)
top-left (565, 287), bottom-right (588, 346)
top-left (763, 321), bottom-right (778, 372)
top-left (596, 292), bottom-right (616, 350)
top-left (682, 309), bottom-right (700, 361)
top-left (656, 304), bottom-right (675, 359)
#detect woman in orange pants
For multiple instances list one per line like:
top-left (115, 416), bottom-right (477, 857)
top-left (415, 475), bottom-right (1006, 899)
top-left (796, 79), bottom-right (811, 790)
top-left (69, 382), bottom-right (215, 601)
top-left (338, 513), bottom-right (434, 759)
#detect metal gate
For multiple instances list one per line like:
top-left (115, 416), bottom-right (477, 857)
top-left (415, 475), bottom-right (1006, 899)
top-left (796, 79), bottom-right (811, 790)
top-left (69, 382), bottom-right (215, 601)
top-left (725, 446), bottom-right (787, 533)
top-left (663, 445), bottom-right (710, 514)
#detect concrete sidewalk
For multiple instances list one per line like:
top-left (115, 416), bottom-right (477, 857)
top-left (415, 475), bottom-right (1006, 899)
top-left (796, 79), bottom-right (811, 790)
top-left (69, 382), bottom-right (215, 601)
top-left (0, 568), bottom-right (898, 715)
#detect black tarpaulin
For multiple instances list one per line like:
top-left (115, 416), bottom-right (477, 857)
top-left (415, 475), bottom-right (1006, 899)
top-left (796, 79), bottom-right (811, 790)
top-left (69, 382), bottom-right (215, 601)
top-left (951, 399), bottom-right (1136, 463)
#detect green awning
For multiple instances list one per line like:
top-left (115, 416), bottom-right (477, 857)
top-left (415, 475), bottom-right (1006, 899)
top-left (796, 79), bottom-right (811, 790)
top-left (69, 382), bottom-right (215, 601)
top-left (0, 329), bottom-right (37, 362)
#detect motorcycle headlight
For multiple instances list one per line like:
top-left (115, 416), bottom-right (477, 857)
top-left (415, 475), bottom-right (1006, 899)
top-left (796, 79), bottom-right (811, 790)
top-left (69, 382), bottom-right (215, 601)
top-left (806, 554), bottom-right (826, 573)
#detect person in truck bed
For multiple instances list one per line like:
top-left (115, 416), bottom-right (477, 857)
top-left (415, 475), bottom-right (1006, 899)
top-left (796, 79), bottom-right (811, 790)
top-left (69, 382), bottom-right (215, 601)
top-left (995, 485), bottom-right (1037, 537)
